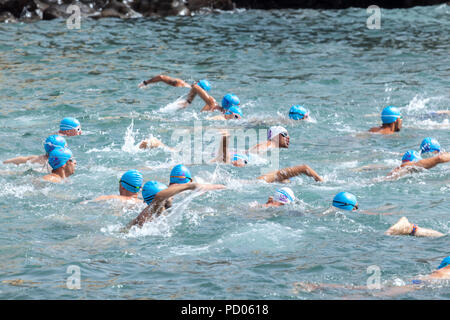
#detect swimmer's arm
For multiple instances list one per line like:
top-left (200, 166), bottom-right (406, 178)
top-left (413, 152), bottom-right (450, 169)
top-left (153, 183), bottom-right (198, 202)
top-left (139, 137), bottom-right (167, 149)
top-left (191, 84), bottom-right (219, 112)
top-left (385, 217), bottom-right (444, 237)
top-left (257, 165), bottom-right (324, 183)
top-left (3, 155), bottom-right (42, 165)
top-left (139, 75), bottom-right (191, 88)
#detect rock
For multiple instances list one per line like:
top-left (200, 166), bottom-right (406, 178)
top-left (0, 10), bottom-right (17, 22)
top-left (0, 0), bottom-right (37, 18)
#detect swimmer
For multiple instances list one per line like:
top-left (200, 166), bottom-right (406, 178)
top-left (420, 137), bottom-right (442, 156)
top-left (3, 135), bottom-right (67, 165)
top-left (257, 163), bottom-right (323, 183)
top-left (385, 217), bottom-right (444, 237)
top-left (289, 105), bottom-right (309, 120)
top-left (332, 192), bottom-right (359, 211)
top-left (388, 150), bottom-right (450, 177)
top-left (42, 147), bottom-right (76, 183)
top-left (210, 131), bottom-right (249, 167)
top-left (293, 256), bottom-right (450, 297)
top-left (369, 106), bottom-right (402, 135)
top-left (207, 105), bottom-right (243, 121)
top-left (330, 192), bottom-right (393, 216)
top-left (127, 179), bottom-right (225, 228)
top-left (94, 170), bottom-right (144, 203)
top-left (248, 126), bottom-right (290, 154)
top-left (59, 117), bottom-right (82, 136)
top-left (262, 187), bottom-right (296, 207)
top-left (138, 74), bottom-right (208, 108)
top-left (190, 82), bottom-right (240, 114)
top-left (138, 136), bottom-right (174, 150)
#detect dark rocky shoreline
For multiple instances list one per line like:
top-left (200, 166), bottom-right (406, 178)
top-left (0, 0), bottom-right (448, 23)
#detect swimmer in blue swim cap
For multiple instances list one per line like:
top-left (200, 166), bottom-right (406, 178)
top-left (3, 134), bottom-right (67, 166)
top-left (59, 117), bottom-right (82, 136)
top-left (94, 170), bottom-right (144, 203)
top-left (248, 126), bottom-right (290, 154)
top-left (293, 256), bottom-right (450, 296)
top-left (211, 131), bottom-right (249, 167)
top-left (138, 74), bottom-right (206, 108)
top-left (263, 187), bottom-right (296, 207)
top-left (289, 105), bottom-right (309, 120)
top-left (43, 147), bottom-right (76, 183)
top-left (332, 192), bottom-right (358, 211)
top-left (190, 81), bottom-right (241, 116)
top-left (388, 149), bottom-right (450, 178)
top-left (420, 137), bottom-right (442, 155)
top-left (369, 106), bottom-right (402, 135)
top-left (127, 179), bottom-right (225, 228)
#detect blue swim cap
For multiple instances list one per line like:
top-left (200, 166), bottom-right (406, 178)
top-left (222, 94), bottom-right (240, 110)
top-left (420, 137), bottom-right (441, 154)
top-left (231, 153), bottom-right (249, 164)
top-left (197, 79), bottom-right (211, 92)
top-left (225, 106), bottom-right (243, 118)
top-left (120, 170), bottom-right (143, 193)
top-left (332, 192), bottom-right (358, 211)
top-left (169, 164), bottom-right (192, 184)
top-left (60, 117), bottom-right (81, 131)
top-left (381, 106), bottom-right (401, 124)
top-left (142, 181), bottom-right (168, 205)
top-left (402, 150), bottom-right (422, 163)
top-left (48, 147), bottom-right (73, 170)
top-left (289, 105), bottom-right (309, 120)
top-left (44, 135), bottom-right (67, 154)
top-left (438, 256), bottom-right (450, 270)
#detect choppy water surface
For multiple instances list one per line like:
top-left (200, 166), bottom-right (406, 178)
top-left (0, 6), bottom-right (449, 299)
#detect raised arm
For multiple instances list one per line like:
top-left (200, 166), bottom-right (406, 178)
top-left (257, 164), bottom-right (324, 183)
top-left (191, 84), bottom-right (220, 112)
top-left (139, 74), bottom-right (191, 88)
top-left (385, 217), bottom-right (444, 237)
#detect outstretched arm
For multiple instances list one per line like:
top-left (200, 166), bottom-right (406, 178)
top-left (257, 164), bottom-right (324, 183)
top-left (3, 155), bottom-right (46, 165)
top-left (411, 152), bottom-right (450, 170)
top-left (385, 217), bottom-right (444, 237)
top-left (139, 74), bottom-right (191, 88)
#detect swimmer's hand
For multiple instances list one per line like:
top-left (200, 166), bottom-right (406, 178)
top-left (138, 81), bottom-right (147, 89)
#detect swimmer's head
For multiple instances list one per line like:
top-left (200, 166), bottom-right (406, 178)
top-left (420, 137), bottom-right (441, 154)
top-left (59, 117), bottom-right (82, 136)
top-left (273, 187), bottom-right (296, 205)
top-left (169, 164), bottom-right (192, 184)
top-left (224, 106), bottom-right (243, 120)
top-left (119, 170), bottom-right (143, 194)
top-left (402, 150), bottom-right (422, 163)
top-left (268, 126), bottom-right (289, 148)
top-left (44, 135), bottom-right (67, 154)
top-left (142, 181), bottom-right (168, 205)
top-left (289, 105), bottom-right (309, 120)
top-left (438, 256), bottom-right (450, 270)
top-left (48, 147), bottom-right (76, 173)
top-left (197, 80), bottom-right (211, 92)
top-left (381, 106), bottom-right (402, 131)
top-left (221, 94), bottom-right (240, 110)
top-left (332, 192), bottom-right (358, 211)
top-left (231, 153), bottom-right (248, 167)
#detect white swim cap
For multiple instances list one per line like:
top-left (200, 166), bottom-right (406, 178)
top-left (273, 187), bottom-right (295, 204)
top-left (268, 126), bottom-right (288, 140)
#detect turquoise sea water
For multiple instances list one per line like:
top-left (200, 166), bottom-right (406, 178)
top-left (0, 5), bottom-right (449, 299)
